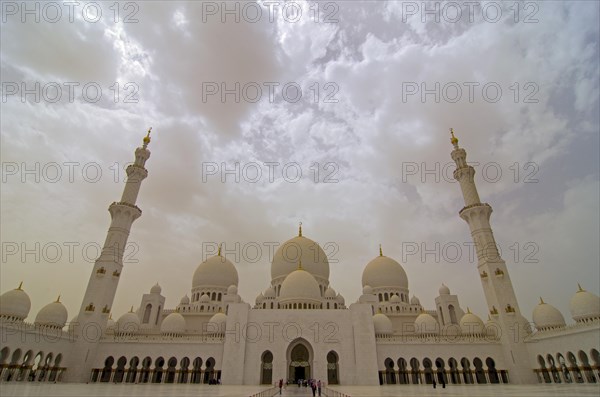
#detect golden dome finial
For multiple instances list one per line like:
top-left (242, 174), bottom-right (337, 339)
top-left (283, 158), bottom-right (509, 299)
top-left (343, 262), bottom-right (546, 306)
top-left (16, 281), bottom-right (23, 290)
top-left (143, 127), bottom-right (152, 146)
top-left (577, 283), bottom-right (585, 292)
top-left (450, 128), bottom-right (459, 147)
top-left (379, 244), bottom-right (383, 257)
top-left (218, 243), bottom-right (222, 256)
top-left (129, 306), bottom-right (134, 313)
top-left (298, 259), bottom-right (303, 270)
top-left (298, 222), bottom-right (303, 237)
top-left (467, 307), bottom-right (472, 314)
top-left (109, 313), bottom-right (113, 320)
top-left (56, 295), bottom-right (61, 303)
top-left (539, 297), bottom-right (545, 304)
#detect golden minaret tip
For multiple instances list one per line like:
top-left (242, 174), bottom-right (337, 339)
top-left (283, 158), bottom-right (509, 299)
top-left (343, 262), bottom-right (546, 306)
top-left (450, 128), bottom-right (459, 147)
top-left (143, 127), bottom-right (152, 146)
top-left (298, 222), bottom-right (303, 237)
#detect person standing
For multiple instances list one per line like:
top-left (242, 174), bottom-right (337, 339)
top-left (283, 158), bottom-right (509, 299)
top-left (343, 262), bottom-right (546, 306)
top-left (317, 379), bottom-right (322, 396)
top-left (279, 378), bottom-right (283, 394)
top-left (310, 380), bottom-right (317, 397)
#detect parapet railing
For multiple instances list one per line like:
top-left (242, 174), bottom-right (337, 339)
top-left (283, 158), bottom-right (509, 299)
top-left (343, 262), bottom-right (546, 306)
top-left (248, 386), bottom-right (278, 397)
top-left (323, 386), bottom-right (352, 397)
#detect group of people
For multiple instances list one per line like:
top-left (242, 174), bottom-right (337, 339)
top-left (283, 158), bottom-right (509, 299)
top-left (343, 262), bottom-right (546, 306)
top-left (277, 378), bottom-right (323, 396)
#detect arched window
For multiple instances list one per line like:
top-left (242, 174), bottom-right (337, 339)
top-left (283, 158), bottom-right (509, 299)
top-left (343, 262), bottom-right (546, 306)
top-left (217, 293), bottom-right (222, 301)
top-left (155, 305), bottom-right (161, 325)
top-left (260, 351), bottom-right (273, 384)
top-left (143, 304), bottom-right (152, 324)
top-left (448, 305), bottom-right (457, 324)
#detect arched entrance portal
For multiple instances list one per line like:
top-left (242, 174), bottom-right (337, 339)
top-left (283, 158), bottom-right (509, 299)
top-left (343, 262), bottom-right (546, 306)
top-left (287, 339), bottom-right (312, 382)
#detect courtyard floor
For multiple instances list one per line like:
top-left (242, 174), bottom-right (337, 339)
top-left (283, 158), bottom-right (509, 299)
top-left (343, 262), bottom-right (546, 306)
top-left (0, 383), bottom-right (599, 397)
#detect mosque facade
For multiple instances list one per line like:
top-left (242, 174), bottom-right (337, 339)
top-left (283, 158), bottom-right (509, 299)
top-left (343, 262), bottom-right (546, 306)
top-left (1, 130), bottom-right (599, 386)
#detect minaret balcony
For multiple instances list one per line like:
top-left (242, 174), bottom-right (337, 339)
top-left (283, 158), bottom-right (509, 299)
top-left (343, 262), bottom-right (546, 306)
top-left (490, 306), bottom-right (499, 316)
top-left (480, 271), bottom-right (488, 279)
top-left (102, 305), bottom-right (110, 314)
top-left (109, 201), bottom-right (142, 218)
top-left (458, 202), bottom-right (491, 217)
top-left (112, 270), bottom-right (121, 278)
top-left (494, 268), bottom-right (505, 278)
top-left (85, 303), bottom-right (96, 313)
top-left (96, 267), bottom-right (106, 276)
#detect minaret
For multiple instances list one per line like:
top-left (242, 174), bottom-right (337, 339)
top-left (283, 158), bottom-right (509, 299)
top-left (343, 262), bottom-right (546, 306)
top-left (449, 129), bottom-right (536, 384)
top-left (64, 128), bottom-right (153, 381)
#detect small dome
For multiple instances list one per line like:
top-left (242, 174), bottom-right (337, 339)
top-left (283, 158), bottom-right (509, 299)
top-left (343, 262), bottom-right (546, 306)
top-left (336, 293), bottom-right (345, 305)
top-left (264, 286), bottom-right (276, 298)
top-left (161, 312), bottom-right (186, 335)
top-left (439, 284), bottom-right (450, 295)
top-left (106, 315), bottom-right (116, 330)
top-left (227, 285), bottom-right (238, 295)
top-left (390, 294), bottom-right (401, 303)
top-left (410, 295), bottom-right (421, 305)
top-left (362, 255), bottom-right (408, 289)
top-left (279, 268), bottom-right (321, 302)
top-left (570, 285), bottom-right (600, 322)
top-left (207, 312), bottom-right (227, 333)
top-left (324, 286), bottom-right (337, 298)
top-left (117, 310), bottom-right (140, 333)
top-left (180, 295), bottom-right (190, 305)
top-left (0, 283), bottom-right (31, 320)
top-left (193, 255), bottom-right (239, 289)
top-left (362, 285), bottom-right (373, 295)
top-left (35, 298), bottom-right (68, 328)
top-left (533, 298), bottom-right (565, 330)
top-left (414, 313), bottom-right (438, 335)
top-left (150, 283), bottom-right (162, 294)
top-left (373, 312), bottom-right (393, 335)
top-left (271, 235), bottom-right (330, 282)
top-left (255, 292), bottom-right (264, 304)
top-left (199, 294), bottom-right (210, 303)
top-left (459, 310), bottom-right (485, 335)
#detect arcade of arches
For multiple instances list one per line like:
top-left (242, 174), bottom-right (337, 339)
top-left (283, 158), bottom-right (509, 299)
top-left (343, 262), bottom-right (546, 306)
top-left (0, 347), bottom-right (64, 382)
top-left (87, 355), bottom-right (220, 384)
top-left (380, 356), bottom-right (508, 385)
top-left (535, 349), bottom-right (600, 384)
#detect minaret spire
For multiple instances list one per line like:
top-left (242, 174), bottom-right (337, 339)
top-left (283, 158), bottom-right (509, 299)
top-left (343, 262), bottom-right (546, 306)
top-left (66, 128), bottom-right (153, 382)
top-left (450, 130), bottom-right (535, 384)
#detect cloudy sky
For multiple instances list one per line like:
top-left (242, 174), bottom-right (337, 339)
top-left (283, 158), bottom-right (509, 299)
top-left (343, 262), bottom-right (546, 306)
top-left (1, 1), bottom-right (598, 326)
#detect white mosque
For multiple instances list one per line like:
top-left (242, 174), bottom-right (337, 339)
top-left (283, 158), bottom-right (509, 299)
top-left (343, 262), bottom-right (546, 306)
top-left (0, 129), bottom-right (599, 386)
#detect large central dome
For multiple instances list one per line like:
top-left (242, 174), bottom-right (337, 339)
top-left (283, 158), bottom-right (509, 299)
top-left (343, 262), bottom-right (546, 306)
top-left (362, 254), bottom-right (408, 289)
top-left (271, 235), bottom-right (329, 281)
top-left (193, 255), bottom-right (239, 289)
